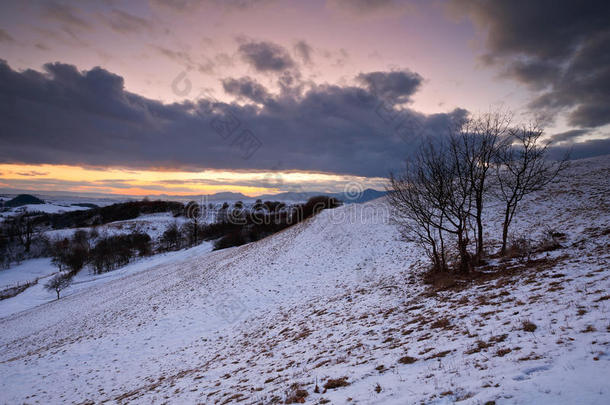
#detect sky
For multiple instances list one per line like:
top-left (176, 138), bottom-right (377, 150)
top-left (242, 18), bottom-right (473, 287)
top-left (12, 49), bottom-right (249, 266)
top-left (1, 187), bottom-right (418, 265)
top-left (0, 0), bottom-right (608, 197)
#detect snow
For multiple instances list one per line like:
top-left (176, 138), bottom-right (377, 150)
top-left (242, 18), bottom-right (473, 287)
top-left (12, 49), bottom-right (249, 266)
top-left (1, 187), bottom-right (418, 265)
top-left (0, 257), bottom-right (55, 290)
top-left (0, 156), bottom-right (608, 404)
top-left (0, 203), bottom-right (91, 217)
top-left (0, 242), bottom-right (214, 319)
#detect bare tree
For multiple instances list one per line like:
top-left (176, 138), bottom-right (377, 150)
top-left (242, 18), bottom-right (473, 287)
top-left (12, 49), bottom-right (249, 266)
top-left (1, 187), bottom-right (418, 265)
top-left (388, 165), bottom-right (449, 272)
top-left (450, 111), bottom-right (511, 261)
top-left (388, 139), bottom-right (475, 273)
top-left (495, 123), bottom-right (569, 255)
top-left (8, 213), bottom-right (35, 253)
top-left (44, 272), bottom-right (73, 300)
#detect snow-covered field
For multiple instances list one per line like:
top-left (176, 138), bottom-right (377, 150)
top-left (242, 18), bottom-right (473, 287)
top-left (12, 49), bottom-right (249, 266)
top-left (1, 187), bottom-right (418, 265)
top-left (0, 156), bottom-right (608, 404)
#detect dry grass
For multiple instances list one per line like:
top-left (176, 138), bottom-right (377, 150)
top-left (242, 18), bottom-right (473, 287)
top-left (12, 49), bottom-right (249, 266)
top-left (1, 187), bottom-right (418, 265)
top-left (323, 377), bottom-right (350, 390)
top-left (495, 348), bottom-right (512, 357)
top-left (522, 320), bottom-right (537, 332)
top-left (430, 317), bottom-right (452, 329)
top-left (397, 355), bottom-right (417, 364)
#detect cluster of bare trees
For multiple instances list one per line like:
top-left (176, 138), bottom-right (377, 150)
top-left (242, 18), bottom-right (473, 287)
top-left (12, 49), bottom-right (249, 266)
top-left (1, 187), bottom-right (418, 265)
top-left (0, 213), bottom-right (46, 268)
top-left (387, 111), bottom-right (568, 273)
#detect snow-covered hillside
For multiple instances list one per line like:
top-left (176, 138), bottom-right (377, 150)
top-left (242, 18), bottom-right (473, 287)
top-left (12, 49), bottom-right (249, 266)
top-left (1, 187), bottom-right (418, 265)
top-left (0, 156), bottom-right (608, 404)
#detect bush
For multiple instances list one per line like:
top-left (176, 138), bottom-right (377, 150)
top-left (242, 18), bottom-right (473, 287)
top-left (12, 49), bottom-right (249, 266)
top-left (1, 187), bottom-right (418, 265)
top-left (538, 227), bottom-right (564, 252)
top-left (506, 236), bottom-right (534, 263)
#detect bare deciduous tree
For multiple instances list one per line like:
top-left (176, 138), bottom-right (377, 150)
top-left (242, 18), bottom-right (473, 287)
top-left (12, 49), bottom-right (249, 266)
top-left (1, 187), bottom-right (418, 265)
top-left (45, 272), bottom-right (73, 300)
top-left (388, 139), bottom-right (475, 273)
top-left (450, 110), bottom-right (511, 261)
top-left (8, 213), bottom-right (35, 253)
top-left (495, 123), bottom-right (569, 255)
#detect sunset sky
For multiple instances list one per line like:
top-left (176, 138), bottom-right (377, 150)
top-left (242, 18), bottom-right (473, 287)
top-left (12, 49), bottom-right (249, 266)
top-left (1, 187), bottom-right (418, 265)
top-left (1, 0), bottom-right (608, 197)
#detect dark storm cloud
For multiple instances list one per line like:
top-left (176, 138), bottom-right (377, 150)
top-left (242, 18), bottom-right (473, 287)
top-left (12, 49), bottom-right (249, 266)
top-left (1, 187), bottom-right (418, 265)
top-left (0, 60), bottom-right (466, 177)
top-left (238, 40), bottom-right (295, 73)
top-left (549, 129), bottom-right (590, 143)
top-left (548, 137), bottom-right (610, 160)
top-left (222, 77), bottom-right (270, 104)
top-left (452, 0), bottom-right (610, 129)
top-left (357, 70), bottom-right (422, 104)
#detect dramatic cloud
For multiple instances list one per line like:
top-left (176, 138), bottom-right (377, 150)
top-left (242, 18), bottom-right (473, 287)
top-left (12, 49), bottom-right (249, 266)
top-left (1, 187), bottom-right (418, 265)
top-left (238, 40), bottom-right (295, 73)
top-left (222, 77), bottom-right (271, 104)
top-left (0, 60), bottom-right (467, 177)
top-left (452, 0), bottom-right (610, 129)
top-left (549, 129), bottom-right (590, 144)
top-left (548, 137), bottom-right (610, 160)
top-left (357, 70), bottom-right (423, 104)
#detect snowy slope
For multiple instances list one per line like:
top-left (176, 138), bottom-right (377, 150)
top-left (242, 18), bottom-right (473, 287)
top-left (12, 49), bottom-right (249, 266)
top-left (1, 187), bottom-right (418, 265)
top-left (0, 156), bottom-right (608, 404)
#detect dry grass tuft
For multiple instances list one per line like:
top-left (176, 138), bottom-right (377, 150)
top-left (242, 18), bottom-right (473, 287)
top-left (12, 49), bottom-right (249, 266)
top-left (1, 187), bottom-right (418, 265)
top-left (522, 320), bottom-right (537, 332)
top-left (398, 355), bottom-right (417, 364)
top-left (323, 377), bottom-right (350, 390)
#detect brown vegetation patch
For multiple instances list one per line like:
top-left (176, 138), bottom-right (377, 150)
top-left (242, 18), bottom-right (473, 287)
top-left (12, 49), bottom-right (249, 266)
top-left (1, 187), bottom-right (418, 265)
top-left (398, 355), bottom-right (417, 364)
top-left (522, 320), bottom-right (537, 332)
top-left (323, 377), bottom-right (350, 390)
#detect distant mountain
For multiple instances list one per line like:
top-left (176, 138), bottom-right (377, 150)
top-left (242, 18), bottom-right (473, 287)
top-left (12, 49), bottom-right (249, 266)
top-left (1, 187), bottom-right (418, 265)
top-left (253, 189), bottom-right (387, 204)
top-left (3, 194), bottom-right (45, 208)
top-left (208, 192), bottom-right (249, 200)
top-left (335, 188), bottom-right (387, 204)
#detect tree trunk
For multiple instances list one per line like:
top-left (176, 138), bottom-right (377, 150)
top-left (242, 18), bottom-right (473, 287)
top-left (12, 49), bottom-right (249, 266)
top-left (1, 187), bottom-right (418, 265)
top-left (476, 198), bottom-right (483, 261)
top-left (457, 231), bottom-right (471, 273)
top-left (56, 289), bottom-right (60, 300)
top-left (500, 206), bottom-right (511, 255)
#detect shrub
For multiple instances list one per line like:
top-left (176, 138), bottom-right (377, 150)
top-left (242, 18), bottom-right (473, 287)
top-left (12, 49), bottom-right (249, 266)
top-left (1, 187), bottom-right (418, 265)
top-left (522, 320), bottom-right (537, 332)
top-left (538, 227), bottom-right (564, 252)
top-left (506, 236), bottom-right (533, 262)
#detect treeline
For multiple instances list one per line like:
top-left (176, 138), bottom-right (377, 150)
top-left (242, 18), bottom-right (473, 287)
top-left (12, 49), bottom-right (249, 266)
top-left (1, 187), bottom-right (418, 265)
top-left (212, 196), bottom-right (341, 249)
top-left (164, 195), bottom-right (341, 251)
top-left (0, 212), bottom-right (47, 268)
top-left (387, 110), bottom-right (568, 274)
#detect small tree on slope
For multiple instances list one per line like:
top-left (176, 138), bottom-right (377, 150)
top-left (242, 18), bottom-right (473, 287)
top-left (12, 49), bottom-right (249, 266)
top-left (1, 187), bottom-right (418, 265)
top-left (44, 273), bottom-right (73, 300)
